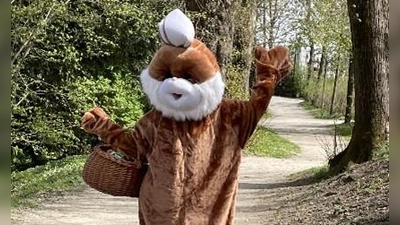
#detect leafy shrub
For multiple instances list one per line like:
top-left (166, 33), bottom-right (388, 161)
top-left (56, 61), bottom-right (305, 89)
top-left (68, 71), bottom-right (145, 127)
top-left (11, 0), bottom-right (182, 171)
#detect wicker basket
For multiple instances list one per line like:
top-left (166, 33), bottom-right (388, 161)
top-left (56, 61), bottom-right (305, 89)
top-left (82, 145), bottom-right (148, 197)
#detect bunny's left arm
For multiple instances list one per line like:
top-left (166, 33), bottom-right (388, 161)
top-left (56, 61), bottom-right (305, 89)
top-left (231, 46), bottom-right (292, 148)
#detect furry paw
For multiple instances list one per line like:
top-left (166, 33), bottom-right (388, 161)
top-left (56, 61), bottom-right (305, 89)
top-left (81, 107), bottom-right (109, 133)
top-left (254, 45), bottom-right (292, 83)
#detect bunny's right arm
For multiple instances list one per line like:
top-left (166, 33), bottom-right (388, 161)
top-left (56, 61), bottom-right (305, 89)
top-left (81, 107), bottom-right (149, 159)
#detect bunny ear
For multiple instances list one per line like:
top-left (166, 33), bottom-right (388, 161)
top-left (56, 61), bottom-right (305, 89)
top-left (267, 46), bottom-right (290, 68)
top-left (268, 46), bottom-right (292, 76)
top-left (158, 9), bottom-right (195, 48)
top-left (254, 46), bottom-right (292, 82)
top-left (254, 45), bottom-right (269, 61)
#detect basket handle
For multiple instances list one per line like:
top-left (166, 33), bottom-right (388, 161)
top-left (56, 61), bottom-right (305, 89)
top-left (95, 144), bottom-right (113, 152)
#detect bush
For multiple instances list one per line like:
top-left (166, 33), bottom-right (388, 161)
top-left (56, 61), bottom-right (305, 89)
top-left (275, 67), bottom-right (306, 98)
top-left (11, 0), bottom-right (182, 171)
top-left (68, 72), bottom-right (145, 127)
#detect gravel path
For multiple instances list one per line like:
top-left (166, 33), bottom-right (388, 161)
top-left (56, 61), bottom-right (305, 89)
top-left (12, 96), bottom-right (342, 225)
top-left (234, 96), bottom-right (341, 224)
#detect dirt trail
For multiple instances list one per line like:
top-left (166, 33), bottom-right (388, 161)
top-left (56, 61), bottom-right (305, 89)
top-left (234, 96), bottom-right (340, 224)
top-left (12, 96), bottom-right (341, 225)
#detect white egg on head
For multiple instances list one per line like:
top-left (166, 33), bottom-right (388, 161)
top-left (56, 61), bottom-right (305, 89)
top-left (158, 9), bottom-right (195, 48)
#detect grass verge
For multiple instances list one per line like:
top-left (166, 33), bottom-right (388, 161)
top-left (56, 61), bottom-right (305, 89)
top-left (245, 126), bottom-right (301, 158)
top-left (329, 122), bottom-right (354, 141)
top-left (290, 140), bottom-right (389, 183)
top-left (289, 165), bottom-right (330, 182)
top-left (263, 110), bottom-right (272, 119)
top-left (11, 155), bottom-right (87, 208)
top-left (300, 101), bottom-right (343, 119)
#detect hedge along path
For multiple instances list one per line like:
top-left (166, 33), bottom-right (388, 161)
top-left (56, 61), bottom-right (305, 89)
top-left (12, 96), bottom-right (342, 225)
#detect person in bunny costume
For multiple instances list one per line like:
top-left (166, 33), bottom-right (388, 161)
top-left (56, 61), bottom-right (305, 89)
top-left (81, 9), bottom-right (291, 225)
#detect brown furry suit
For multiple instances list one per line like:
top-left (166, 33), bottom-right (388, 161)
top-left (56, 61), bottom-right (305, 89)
top-left (82, 40), bottom-right (291, 224)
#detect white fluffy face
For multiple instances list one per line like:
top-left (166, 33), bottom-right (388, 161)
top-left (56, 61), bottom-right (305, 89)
top-left (140, 69), bottom-right (225, 121)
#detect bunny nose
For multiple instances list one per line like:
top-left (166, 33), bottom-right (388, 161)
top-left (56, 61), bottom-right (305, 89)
top-left (172, 93), bottom-right (182, 100)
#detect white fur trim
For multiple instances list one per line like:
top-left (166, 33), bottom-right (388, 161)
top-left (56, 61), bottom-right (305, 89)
top-left (140, 69), bottom-right (225, 121)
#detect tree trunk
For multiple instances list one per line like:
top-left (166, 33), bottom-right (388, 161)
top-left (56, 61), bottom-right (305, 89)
top-left (321, 58), bottom-right (328, 109)
top-left (330, 55), bottom-right (340, 115)
top-left (185, 0), bottom-right (234, 78)
top-left (306, 43), bottom-right (314, 83)
top-left (344, 55), bottom-right (354, 123)
top-left (186, 0), bottom-right (255, 99)
top-left (262, 1), bottom-right (267, 48)
top-left (305, 0), bottom-right (313, 86)
top-left (267, 0), bottom-right (274, 48)
top-left (329, 0), bottom-right (389, 174)
top-left (233, 0), bottom-right (256, 98)
top-left (312, 46), bottom-right (326, 106)
top-left (317, 47), bottom-right (326, 81)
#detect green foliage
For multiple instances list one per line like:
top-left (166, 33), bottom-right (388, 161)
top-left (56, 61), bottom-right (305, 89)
top-left (301, 101), bottom-right (342, 119)
top-left (303, 77), bottom-right (348, 116)
top-left (296, 0), bottom-right (350, 51)
top-left (245, 126), bottom-right (301, 158)
top-left (270, 0), bottom-right (352, 117)
top-left (285, 63), bottom-right (351, 119)
top-left (330, 122), bottom-right (354, 139)
top-left (11, 0), bottom-right (181, 171)
top-left (68, 72), bottom-right (145, 127)
top-left (275, 66), bottom-right (307, 98)
top-left (11, 154), bottom-right (87, 208)
top-left (224, 65), bottom-right (249, 100)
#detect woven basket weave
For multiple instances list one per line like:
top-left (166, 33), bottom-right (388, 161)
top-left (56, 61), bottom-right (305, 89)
top-left (82, 145), bottom-right (148, 197)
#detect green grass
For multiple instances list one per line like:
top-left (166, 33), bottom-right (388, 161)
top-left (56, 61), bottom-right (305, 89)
top-left (300, 101), bottom-right (342, 119)
top-left (289, 165), bottom-right (330, 182)
top-left (330, 122), bottom-right (353, 140)
top-left (11, 155), bottom-right (87, 208)
top-left (245, 126), bottom-right (301, 158)
top-left (332, 122), bottom-right (353, 136)
top-left (263, 110), bottom-right (272, 119)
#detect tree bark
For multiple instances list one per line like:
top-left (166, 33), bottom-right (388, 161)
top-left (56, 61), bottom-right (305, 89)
top-left (186, 0), bottom-right (255, 99)
top-left (233, 0), bottom-right (256, 97)
top-left (344, 55), bottom-right (354, 123)
top-left (306, 43), bottom-right (314, 83)
top-left (317, 47), bottom-right (326, 82)
top-left (267, 0), bottom-right (274, 48)
top-left (321, 56), bottom-right (328, 109)
top-left (185, 0), bottom-right (234, 78)
top-left (312, 46), bottom-right (326, 106)
top-left (329, 55), bottom-right (340, 115)
top-left (305, 0), bottom-right (313, 86)
top-left (329, 0), bottom-right (389, 174)
top-left (262, 1), bottom-right (267, 48)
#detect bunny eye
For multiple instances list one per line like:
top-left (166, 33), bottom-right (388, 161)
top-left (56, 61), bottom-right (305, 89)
top-left (183, 74), bottom-right (196, 83)
top-left (164, 72), bottom-right (173, 80)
